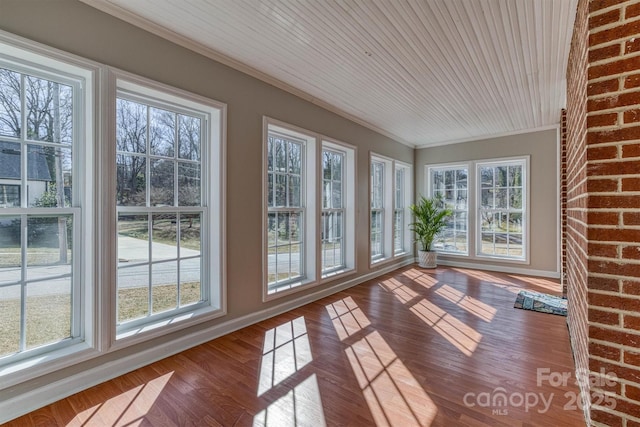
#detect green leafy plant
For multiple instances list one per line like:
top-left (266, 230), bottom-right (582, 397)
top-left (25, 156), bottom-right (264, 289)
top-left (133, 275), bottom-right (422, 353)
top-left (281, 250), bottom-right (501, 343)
top-left (410, 196), bottom-right (453, 251)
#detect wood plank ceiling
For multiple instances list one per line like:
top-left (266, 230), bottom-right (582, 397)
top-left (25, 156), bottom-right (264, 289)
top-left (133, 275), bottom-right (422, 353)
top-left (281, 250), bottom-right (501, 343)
top-left (82, 0), bottom-right (578, 147)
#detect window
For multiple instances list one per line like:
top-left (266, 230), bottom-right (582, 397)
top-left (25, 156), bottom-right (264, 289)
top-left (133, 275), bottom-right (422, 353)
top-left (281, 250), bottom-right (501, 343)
top-left (477, 159), bottom-right (526, 259)
top-left (428, 165), bottom-right (468, 254)
top-left (426, 157), bottom-right (528, 263)
top-left (0, 35), bottom-right (95, 375)
top-left (321, 148), bottom-right (344, 273)
top-left (370, 160), bottom-right (385, 261)
top-left (114, 75), bottom-right (225, 339)
top-left (266, 132), bottom-right (305, 287)
top-left (263, 120), bottom-right (355, 299)
top-left (321, 139), bottom-right (356, 279)
top-left (394, 163), bottom-right (412, 255)
top-left (370, 154), bottom-right (412, 264)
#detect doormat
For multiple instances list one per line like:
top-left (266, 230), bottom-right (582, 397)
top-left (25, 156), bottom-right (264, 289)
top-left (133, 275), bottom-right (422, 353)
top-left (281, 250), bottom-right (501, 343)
top-left (514, 290), bottom-right (567, 316)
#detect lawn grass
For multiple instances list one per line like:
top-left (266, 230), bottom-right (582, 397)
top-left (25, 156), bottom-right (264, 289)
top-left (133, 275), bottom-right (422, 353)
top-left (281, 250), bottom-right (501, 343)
top-left (0, 282), bottom-right (202, 357)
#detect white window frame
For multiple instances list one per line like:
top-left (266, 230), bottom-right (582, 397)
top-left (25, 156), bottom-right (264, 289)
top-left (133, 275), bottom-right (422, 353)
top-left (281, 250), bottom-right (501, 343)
top-left (109, 71), bottom-right (226, 348)
top-left (394, 162), bottom-right (412, 256)
top-left (321, 139), bottom-right (356, 279)
top-left (427, 163), bottom-right (469, 255)
top-left (263, 119), bottom-right (317, 299)
top-left (424, 156), bottom-right (530, 264)
top-left (262, 119), bottom-right (356, 301)
top-left (0, 31), bottom-right (98, 388)
top-left (370, 153), bottom-right (412, 266)
top-left (476, 157), bottom-right (529, 262)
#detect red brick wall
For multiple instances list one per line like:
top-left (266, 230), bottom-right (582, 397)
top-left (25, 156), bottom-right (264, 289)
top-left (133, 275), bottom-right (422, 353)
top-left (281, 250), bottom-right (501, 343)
top-left (566, 0), bottom-right (592, 423)
top-left (561, 109), bottom-right (568, 299)
top-left (566, 0), bottom-right (640, 424)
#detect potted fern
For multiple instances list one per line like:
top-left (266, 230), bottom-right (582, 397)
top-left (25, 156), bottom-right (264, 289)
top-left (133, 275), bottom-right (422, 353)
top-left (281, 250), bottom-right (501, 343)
top-left (410, 196), bottom-right (453, 268)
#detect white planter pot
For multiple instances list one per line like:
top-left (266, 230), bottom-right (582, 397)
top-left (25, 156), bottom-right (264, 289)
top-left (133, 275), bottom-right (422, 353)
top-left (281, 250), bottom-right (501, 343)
top-left (418, 250), bottom-right (438, 268)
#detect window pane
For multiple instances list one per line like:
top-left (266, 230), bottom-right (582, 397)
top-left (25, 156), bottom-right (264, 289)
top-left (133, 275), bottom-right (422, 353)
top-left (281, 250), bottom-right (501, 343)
top-left (150, 159), bottom-right (174, 206)
top-left (0, 141), bottom-right (21, 207)
top-left (118, 214), bottom-right (149, 263)
top-left (117, 154), bottom-right (146, 206)
top-left (509, 165), bottom-right (522, 187)
top-left (116, 98), bottom-right (147, 153)
top-left (0, 68), bottom-right (21, 138)
top-left (322, 211), bottom-right (344, 271)
top-left (481, 189), bottom-right (493, 209)
top-left (149, 107), bottom-right (175, 157)
top-left (322, 180), bottom-right (331, 209)
top-left (178, 162), bottom-right (201, 206)
top-left (332, 153), bottom-right (342, 180)
top-left (480, 167), bottom-right (493, 187)
top-left (289, 175), bottom-right (301, 207)
top-left (152, 213), bottom-right (177, 262)
top-left (267, 139), bottom-right (274, 172)
top-left (25, 76), bottom-right (73, 144)
top-left (26, 277), bottom-right (71, 349)
top-left (509, 212), bottom-right (523, 233)
top-left (28, 145), bottom-right (72, 207)
top-left (180, 213), bottom-right (201, 252)
top-left (117, 273), bottom-right (149, 323)
top-left (495, 189), bottom-right (508, 209)
top-left (180, 258), bottom-right (201, 306)
top-left (508, 234), bottom-right (523, 257)
top-left (178, 114), bottom-right (200, 161)
top-left (332, 181), bottom-right (342, 209)
top-left (275, 174), bottom-right (286, 207)
top-left (0, 216), bottom-right (20, 286)
top-left (274, 138), bottom-right (286, 171)
top-left (0, 284), bottom-right (20, 357)
top-left (496, 166), bottom-right (508, 187)
top-left (510, 188), bottom-right (522, 209)
top-left (456, 190), bottom-right (467, 209)
top-left (152, 260), bottom-right (177, 314)
top-left (371, 162), bottom-right (383, 209)
top-left (268, 173), bottom-right (274, 207)
top-left (26, 216), bottom-right (72, 281)
top-left (288, 142), bottom-right (301, 174)
top-left (118, 214), bottom-right (149, 323)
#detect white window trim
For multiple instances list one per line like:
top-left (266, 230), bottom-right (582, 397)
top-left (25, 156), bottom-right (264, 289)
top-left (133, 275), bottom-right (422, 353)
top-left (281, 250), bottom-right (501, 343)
top-left (424, 155), bottom-right (530, 265)
top-left (0, 30), bottom-right (99, 389)
top-left (107, 70), bottom-right (227, 350)
top-left (262, 118), bottom-right (357, 301)
top-left (263, 118), bottom-right (317, 301)
top-left (475, 157), bottom-right (530, 263)
top-left (320, 138), bottom-right (356, 282)
top-left (394, 161), bottom-right (412, 256)
top-left (369, 153), bottom-right (413, 267)
top-left (426, 162), bottom-right (470, 256)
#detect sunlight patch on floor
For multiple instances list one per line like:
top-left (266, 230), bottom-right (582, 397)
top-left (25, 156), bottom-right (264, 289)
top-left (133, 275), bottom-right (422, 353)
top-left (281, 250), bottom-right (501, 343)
top-left (411, 299), bottom-right (482, 357)
top-left (67, 372), bottom-right (173, 426)
top-left (253, 374), bottom-right (326, 427)
top-left (325, 296), bottom-right (371, 340)
top-left (435, 284), bottom-right (497, 322)
top-left (326, 297), bottom-right (437, 426)
top-left (258, 317), bottom-right (312, 396)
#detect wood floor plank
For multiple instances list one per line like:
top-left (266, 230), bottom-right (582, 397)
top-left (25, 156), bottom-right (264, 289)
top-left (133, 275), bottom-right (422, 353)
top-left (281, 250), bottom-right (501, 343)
top-left (5, 266), bottom-right (586, 426)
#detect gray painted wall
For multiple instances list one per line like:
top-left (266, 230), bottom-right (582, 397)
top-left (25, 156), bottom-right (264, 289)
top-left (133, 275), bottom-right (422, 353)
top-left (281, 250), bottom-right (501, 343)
top-left (0, 0), bottom-right (414, 402)
top-left (415, 128), bottom-right (560, 274)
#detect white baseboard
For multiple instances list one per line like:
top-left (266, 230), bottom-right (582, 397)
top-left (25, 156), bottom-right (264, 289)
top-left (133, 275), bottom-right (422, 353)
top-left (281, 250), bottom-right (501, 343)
top-left (425, 258), bottom-right (560, 279)
top-left (0, 258), bottom-right (414, 424)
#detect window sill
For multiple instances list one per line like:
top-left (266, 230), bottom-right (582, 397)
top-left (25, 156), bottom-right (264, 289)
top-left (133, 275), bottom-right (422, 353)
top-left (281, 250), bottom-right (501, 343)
top-left (112, 304), bottom-right (225, 350)
top-left (321, 267), bottom-right (356, 284)
top-left (0, 341), bottom-right (98, 390)
top-left (264, 277), bottom-right (322, 302)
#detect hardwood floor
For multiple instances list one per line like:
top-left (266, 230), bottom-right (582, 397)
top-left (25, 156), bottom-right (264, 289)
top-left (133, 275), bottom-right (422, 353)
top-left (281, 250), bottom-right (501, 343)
top-left (7, 266), bottom-right (586, 426)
